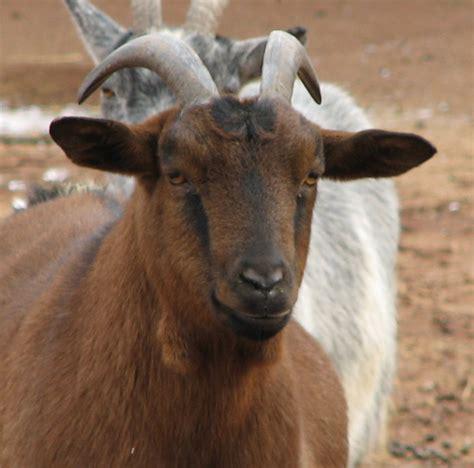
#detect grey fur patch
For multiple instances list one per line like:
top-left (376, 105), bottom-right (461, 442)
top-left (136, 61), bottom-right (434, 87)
top-left (19, 182), bottom-right (123, 218)
top-left (210, 96), bottom-right (276, 138)
top-left (23, 182), bottom-right (102, 206)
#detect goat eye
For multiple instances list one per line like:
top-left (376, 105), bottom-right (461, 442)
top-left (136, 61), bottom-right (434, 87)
top-left (167, 172), bottom-right (188, 186)
top-left (304, 172), bottom-right (319, 187)
top-left (101, 88), bottom-right (116, 98)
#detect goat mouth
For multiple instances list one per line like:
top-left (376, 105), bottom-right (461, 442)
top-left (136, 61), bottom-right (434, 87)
top-left (211, 293), bottom-right (291, 341)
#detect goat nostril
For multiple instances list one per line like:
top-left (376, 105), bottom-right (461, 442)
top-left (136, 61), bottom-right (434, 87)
top-left (240, 266), bottom-right (284, 292)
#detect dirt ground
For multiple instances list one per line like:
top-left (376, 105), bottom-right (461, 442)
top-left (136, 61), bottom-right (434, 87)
top-left (1, 0), bottom-right (473, 466)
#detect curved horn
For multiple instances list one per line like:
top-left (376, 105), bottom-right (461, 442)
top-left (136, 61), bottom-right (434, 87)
top-left (260, 30), bottom-right (321, 104)
top-left (131, 0), bottom-right (162, 33)
top-left (185, 0), bottom-right (229, 35)
top-left (78, 33), bottom-right (219, 106)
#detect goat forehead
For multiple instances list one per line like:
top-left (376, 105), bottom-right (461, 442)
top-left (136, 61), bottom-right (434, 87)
top-left (178, 98), bottom-right (315, 143)
top-left (209, 97), bottom-right (277, 136)
top-left (160, 98), bottom-right (319, 173)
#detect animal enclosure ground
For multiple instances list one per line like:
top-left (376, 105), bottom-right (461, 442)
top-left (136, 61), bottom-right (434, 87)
top-left (0, 0), bottom-right (472, 466)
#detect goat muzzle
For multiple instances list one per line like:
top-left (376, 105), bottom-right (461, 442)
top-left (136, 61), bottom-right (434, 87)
top-left (211, 293), bottom-right (292, 341)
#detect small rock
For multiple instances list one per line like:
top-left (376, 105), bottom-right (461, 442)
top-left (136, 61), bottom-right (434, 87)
top-left (411, 447), bottom-right (430, 460)
top-left (433, 316), bottom-right (453, 334)
top-left (442, 440), bottom-right (452, 449)
top-left (429, 448), bottom-right (449, 462)
top-left (448, 201), bottom-right (460, 212)
top-left (436, 392), bottom-right (457, 402)
top-left (389, 441), bottom-right (406, 458)
top-left (424, 433), bottom-right (437, 442)
top-left (7, 179), bottom-right (26, 192)
top-left (460, 441), bottom-right (473, 455)
top-left (42, 167), bottom-right (70, 183)
top-left (11, 197), bottom-right (27, 211)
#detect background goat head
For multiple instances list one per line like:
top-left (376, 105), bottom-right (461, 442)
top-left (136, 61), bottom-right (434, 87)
top-left (64, 0), bottom-right (307, 123)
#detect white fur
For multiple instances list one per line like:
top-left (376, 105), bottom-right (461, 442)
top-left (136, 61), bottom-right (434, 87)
top-left (241, 81), bottom-right (399, 466)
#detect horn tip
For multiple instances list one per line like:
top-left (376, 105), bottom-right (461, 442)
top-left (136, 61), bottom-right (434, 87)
top-left (77, 91), bottom-right (86, 105)
top-left (315, 90), bottom-right (322, 105)
top-left (77, 73), bottom-right (101, 105)
top-left (77, 85), bottom-right (91, 105)
top-left (311, 86), bottom-right (322, 105)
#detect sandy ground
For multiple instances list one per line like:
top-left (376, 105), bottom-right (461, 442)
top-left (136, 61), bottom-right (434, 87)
top-left (1, 1), bottom-right (473, 466)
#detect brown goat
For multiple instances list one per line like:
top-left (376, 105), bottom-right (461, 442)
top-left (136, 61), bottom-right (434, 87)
top-left (0, 32), bottom-right (435, 467)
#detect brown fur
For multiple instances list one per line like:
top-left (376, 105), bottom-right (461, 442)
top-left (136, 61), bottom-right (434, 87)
top-left (0, 194), bottom-right (346, 467)
top-left (1, 95), bottom-right (436, 466)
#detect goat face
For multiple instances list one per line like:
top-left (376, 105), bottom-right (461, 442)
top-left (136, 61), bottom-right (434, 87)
top-left (50, 96), bottom-right (321, 340)
top-left (155, 97), bottom-right (321, 340)
top-left (51, 100), bottom-right (435, 342)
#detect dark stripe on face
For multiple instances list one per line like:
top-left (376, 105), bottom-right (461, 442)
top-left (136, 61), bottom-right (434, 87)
top-left (239, 169), bottom-right (278, 248)
top-left (185, 192), bottom-right (210, 252)
top-left (241, 170), bottom-right (272, 237)
top-left (242, 169), bottom-right (265, 201)
top-left (294, 193), bottom-right (307, 243)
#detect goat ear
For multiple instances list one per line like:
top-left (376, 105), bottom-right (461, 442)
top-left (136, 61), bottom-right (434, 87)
top-left (234, 26), bottom-right (307, 85)
top-left (321, 129), bottom-right (437, 180)
top-left (63, 0), bottom-right (126, 63)
top-left (49, 117), bottom-right (157, 176)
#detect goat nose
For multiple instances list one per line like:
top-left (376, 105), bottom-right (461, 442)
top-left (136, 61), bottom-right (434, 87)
top-left (240, 265), bottom-right (284, 292)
